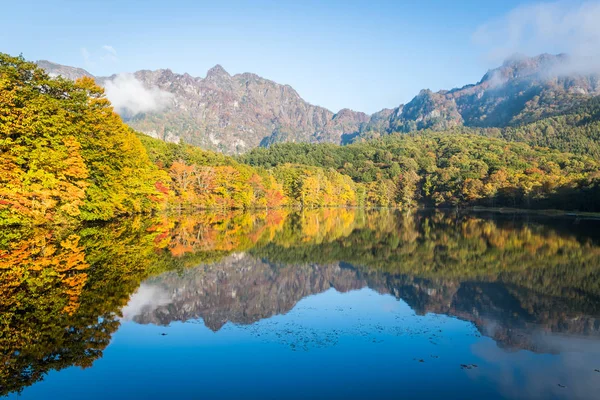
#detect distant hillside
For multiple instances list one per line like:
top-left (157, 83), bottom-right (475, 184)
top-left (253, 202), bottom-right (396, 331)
top-left (355, 96), bottom-right (600, 158)
top-left (359, 54), bottom-right (600, 135)
top-left (36, 60), bottom-right (94, 80)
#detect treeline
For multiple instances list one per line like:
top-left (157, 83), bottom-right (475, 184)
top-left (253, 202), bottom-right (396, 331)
top-left (139, 134), bottom-right (362, 209)
top-left (501, 94), bottom-right (600, 157)
top-left (241, 134), bottom-right (600, 211)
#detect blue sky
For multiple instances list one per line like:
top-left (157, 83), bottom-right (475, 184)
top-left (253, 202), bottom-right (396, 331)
top-left (2, 0), bottom-right (595, 113)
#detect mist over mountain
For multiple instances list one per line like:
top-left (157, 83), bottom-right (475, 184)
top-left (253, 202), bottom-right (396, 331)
top-left (373, 53), bottom-right (600, 135)
top-left (38, 53), bottom-right (600, 154)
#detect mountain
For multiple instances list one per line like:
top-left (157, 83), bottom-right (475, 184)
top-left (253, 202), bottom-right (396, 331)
top-left (36, 61), bottom-right (368, 154)
top-left (37, 53), bottom-right (600, 154)
top-left (361, 53), bottom-right (600, 136)
top-left (36, 60), bottom-right (94, 80)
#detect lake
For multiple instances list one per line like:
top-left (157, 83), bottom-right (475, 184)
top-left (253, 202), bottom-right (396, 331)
top-left (2, 209), bottom-right (600, 399)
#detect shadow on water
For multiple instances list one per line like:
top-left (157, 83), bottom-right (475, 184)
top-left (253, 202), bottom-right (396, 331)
top-left (2, 208), bottom-right (600, 397)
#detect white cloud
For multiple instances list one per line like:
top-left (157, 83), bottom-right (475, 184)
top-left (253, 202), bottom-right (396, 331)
top-left (81, 47), bottom-right (94, 69)
top-left (120, 283), bottom-right (172, 321)
top-left (104, 73), bottom-right (173, 116)
top-left (473, 1), bottom-right (600, 74)
top-left (80, 45), bottom-right (119, 69)
top-left (102, 45), bottom-right (117, 57)
top-left (101, 45), bottom-right (118, 62)
top-left (471, 329), bottom-right (600, 400)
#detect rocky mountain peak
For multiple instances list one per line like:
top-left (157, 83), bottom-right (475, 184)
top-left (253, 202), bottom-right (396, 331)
top-left (416, 88), bottom-right (434, 97)
top-left (480, 53), bottom-right (569, 85)
top-left (333, 108), bottom-right (369, 121)
top-left (36, 60), bottom-right (93, 80)
top-left (205, 64), bottom-right (230, 80)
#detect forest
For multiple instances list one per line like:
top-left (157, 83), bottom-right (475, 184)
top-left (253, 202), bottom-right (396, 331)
top-left (242, 134), bottom-right (600, 211)
top-left (2, 53), bottom-right (600, 227)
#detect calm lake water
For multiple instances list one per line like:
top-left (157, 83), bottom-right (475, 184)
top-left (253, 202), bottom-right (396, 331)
top-left (2, 209), bottom-right (600, 399)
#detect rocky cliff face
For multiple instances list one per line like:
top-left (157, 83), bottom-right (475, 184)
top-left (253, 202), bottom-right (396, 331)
top-left (37, 53), bottom-right (600, 153)
top-left (127, 67), bottom-right (373, 153)
top-left (370, 53), bottom-right (600, 135)
top-left (37, 61), bottom-right (368, 154)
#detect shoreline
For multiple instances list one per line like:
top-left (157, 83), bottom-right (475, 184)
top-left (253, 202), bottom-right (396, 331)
top-left (4, 205), bottom-right (600, 228)
top-left (460, 206), bottom-right (600, 220)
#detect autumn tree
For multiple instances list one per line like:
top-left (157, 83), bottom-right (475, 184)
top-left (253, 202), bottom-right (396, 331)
top-left (0, 53), bottom-right (167, 225)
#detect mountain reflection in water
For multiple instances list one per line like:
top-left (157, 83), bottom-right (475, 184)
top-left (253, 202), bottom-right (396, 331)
top-left (2, 209), bottom-right (600, 399)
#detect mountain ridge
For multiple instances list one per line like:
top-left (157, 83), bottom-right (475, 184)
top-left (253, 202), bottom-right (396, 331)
top-left (37, 53), bottom-right (600, 153)
top-left (37, 60), bottom-right (371, 152)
